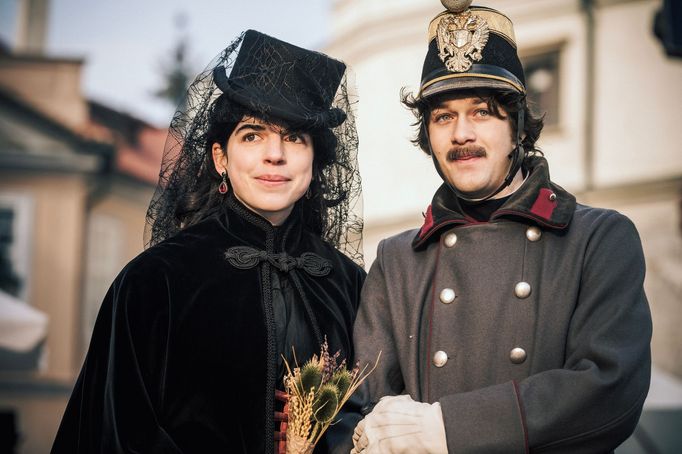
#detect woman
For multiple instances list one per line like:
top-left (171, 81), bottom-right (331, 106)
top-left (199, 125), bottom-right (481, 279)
top-left (52, 30), bottom-right (364, 454)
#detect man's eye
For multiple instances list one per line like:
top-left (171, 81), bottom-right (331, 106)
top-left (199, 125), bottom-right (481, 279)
top-left (476, 109), bottom-right (490, 117)
top-left (435, 114), bottom-right (451, 123)
top-left (243, 133), bottom-right (257, 142)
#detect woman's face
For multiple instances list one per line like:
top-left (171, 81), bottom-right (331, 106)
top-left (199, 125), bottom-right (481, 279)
top-left (212, 116), bottom-right (314, 225)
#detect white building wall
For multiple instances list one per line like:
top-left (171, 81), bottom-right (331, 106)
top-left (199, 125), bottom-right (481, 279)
top-left (593, 0), bottom-right (682, 186)
top-left (514, 6), bottom-right (587, 190)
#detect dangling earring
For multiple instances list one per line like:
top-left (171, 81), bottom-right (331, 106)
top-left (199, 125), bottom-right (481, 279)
top-left (305, 187), bottom-right (311, 199)
top-left (218, 171), bottom-right (229, 194)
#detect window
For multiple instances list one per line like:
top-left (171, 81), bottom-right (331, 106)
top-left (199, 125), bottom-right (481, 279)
top-left (0, 193), bottom-right (34, 300)
top-left (522, 48), bottom-right (561, 127)
top-left (0, 192), bottom-right (43, 372)
top-left (0, 208), bottom-right (21, 296)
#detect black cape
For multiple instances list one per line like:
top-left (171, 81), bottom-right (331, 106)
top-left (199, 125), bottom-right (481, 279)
top-left (52, 195), bottom-right (365, 453)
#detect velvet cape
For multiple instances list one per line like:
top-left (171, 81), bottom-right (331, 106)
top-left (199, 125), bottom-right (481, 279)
top-left (51, 195), bottom-right (366, 453)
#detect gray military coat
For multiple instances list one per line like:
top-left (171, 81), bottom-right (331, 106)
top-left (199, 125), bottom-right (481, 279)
top-left (350, 157), bottom-right (651, 453)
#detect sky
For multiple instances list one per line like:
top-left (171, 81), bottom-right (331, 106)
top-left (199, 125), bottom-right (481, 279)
top-left (0, 0), bottom-right (332, 126)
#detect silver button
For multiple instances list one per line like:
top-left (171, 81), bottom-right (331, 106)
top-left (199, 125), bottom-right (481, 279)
top-left (549, 192), bottom-right (557, 201)
top-left (525, 226), bottom-right (542, 242)
top-left (510, 347), bottom-right (527, 364)
top-left (514, 282), bottom-right (531, 299)
top-left (439, 288), bottom-right (456, 304)
top-left (443, 232), bottom-right (458, 248)
top-left (433, 350), bottom-right (448, 367)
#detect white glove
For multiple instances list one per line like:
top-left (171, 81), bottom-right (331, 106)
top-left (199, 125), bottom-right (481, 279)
top-left (350, 395), bottom-right (448, 454)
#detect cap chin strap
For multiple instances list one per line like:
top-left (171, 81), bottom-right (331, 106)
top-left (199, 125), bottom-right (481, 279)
top-left (424, 106), bottom-right (525, 204)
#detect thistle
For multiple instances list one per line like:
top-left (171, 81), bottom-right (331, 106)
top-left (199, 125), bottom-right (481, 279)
top-left (331, 369), bottom-right (352, 397)
top-left (313, 383), bottom-right (339, 423)
top-left (299, 360), bottom-right (323, 394)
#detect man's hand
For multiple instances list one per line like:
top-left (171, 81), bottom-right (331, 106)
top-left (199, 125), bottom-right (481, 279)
top-left (350, 395), bottom-right (448, 453)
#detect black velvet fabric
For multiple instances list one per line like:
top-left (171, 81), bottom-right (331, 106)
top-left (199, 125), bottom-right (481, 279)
top-left (51, 194), bottom-right (365, 454)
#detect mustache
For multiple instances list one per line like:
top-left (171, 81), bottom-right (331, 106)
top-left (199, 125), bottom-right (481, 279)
top-left (447, 146), bottom-right (487, 161)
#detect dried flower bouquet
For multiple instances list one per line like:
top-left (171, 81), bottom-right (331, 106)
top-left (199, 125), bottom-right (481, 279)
top-left (282, 339), bottom-right (380, 453)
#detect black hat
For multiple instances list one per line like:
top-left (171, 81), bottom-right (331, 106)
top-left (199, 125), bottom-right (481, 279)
top-left (213, 30), bottom-right (347, 128)
top-left (420, 2), bottom-right (526, 98)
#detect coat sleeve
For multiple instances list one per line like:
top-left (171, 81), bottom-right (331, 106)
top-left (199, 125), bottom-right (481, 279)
top-left (324, 263), bottom-right (371, 454)
top-left (51, 256), bottom-right (184, 454)
top-left (333, 239), bottom-right (407, 435)
top-left (438, 211), bottom-right (652, 453)
top-left (352, 240), bottom-right (406, 402)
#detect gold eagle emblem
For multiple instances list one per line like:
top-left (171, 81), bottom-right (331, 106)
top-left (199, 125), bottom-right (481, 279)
top-left (436, 11), bottom-right (490, 72)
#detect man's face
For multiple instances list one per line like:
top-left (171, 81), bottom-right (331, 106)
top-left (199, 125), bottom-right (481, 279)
top-left (427, 96), bottom-right (514, 199)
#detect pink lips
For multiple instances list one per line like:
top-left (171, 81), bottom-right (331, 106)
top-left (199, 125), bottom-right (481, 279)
top-left (255, 175), bottom-right (290, 185)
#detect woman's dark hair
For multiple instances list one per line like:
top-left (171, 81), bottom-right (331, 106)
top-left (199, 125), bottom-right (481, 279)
top-left (175, 94), bottom-right (339, 237)
top-left (400, 87), bottom-right (545, 159)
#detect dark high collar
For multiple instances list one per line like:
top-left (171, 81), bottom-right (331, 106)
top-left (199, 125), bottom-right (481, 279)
top-left (217, 193), bottom-right (305, 254)
top-left (413, 156), bottom-right (576, 250)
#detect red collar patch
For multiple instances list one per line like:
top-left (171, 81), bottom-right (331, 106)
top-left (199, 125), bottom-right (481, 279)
top-left (530, 188), bottom-right (558, 220)
top-left (419, 205), bottom-right (434, 238)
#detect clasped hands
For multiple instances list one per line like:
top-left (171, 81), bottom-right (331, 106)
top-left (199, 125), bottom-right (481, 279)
top-left (350, 394), bottom-right (448, 453)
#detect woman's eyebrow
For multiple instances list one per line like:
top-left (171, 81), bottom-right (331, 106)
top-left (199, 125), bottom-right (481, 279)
top-left (234, 123), bottom-right (266, 134)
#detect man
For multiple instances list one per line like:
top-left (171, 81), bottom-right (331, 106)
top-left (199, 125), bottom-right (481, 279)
top-left (347, 1), bottom-right (652, 452)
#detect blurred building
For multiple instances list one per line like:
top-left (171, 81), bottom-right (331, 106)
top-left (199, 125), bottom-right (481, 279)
top-left (0, 47), bottom-right (165, 453)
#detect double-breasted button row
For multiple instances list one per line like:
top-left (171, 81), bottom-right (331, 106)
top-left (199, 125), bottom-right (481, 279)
top-left (433, 350), bottom-right (448, 367)
top-left (512, 227), bottom-right (535, 364)
top-left (512, 229), bottom-right (533, 364)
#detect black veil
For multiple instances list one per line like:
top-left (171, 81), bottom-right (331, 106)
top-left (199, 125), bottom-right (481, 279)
top-left (144, 32), bottom-right (364, 266)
